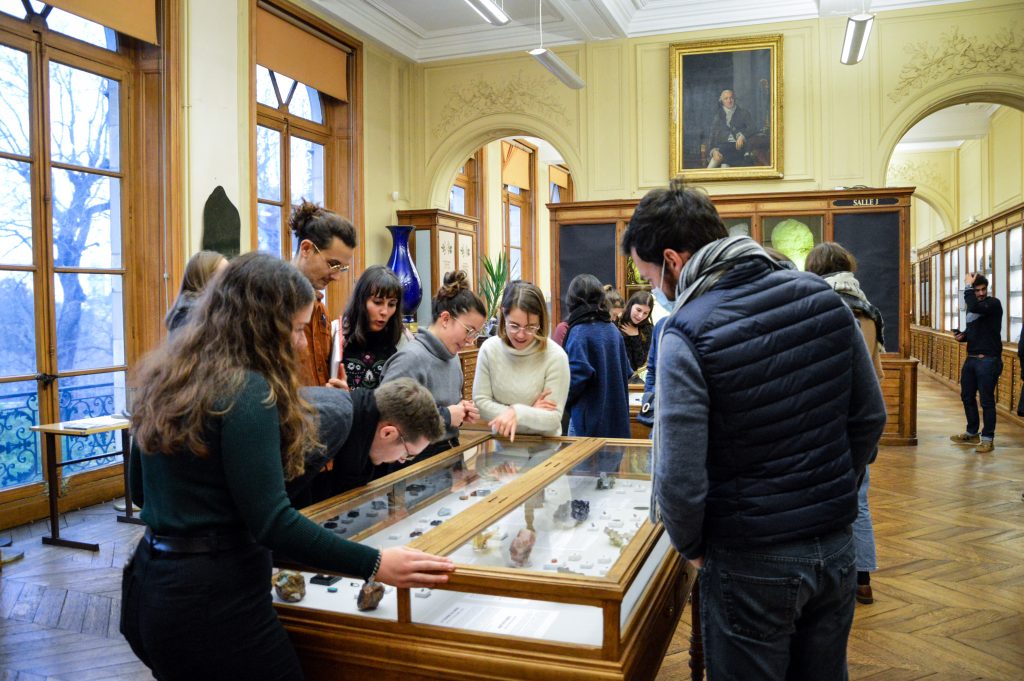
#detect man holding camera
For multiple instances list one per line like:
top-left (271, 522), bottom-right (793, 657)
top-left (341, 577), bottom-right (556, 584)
top-left (950, 273), bottom-right (1004, 453)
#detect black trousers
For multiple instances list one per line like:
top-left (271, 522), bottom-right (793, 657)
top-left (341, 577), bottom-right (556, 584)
top-left (121, 538), bottom-right (304, 681)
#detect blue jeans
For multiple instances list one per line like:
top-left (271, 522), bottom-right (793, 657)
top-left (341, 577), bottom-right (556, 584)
top-left (960, 356), bottom-right (1003, 439)
top-left (700, 527), bottom-right (856, 681)
top-left (853, 467), bottom-right (877, 572)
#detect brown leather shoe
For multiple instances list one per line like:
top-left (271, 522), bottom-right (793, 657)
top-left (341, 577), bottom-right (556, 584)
top-left (975, 440), bottom-right (994, 454)
top-left (950, 432), bottom-right (980, 445)
top-left (856, 584), bottom-right (874, 604)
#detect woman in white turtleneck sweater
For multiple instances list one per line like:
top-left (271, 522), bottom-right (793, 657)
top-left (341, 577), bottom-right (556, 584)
top-left (473, 281), bottom-right (570, 440)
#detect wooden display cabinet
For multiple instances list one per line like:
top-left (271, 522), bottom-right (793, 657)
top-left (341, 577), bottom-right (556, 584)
top-left (274, 433), bottom-right (695, 681)
top-left (548, 187), bottom-right (918, 445)
top-left (398, 209), bottom-right (479, 326)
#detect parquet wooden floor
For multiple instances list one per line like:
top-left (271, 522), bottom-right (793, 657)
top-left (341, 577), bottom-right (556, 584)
top-left (0, 373), bottom-right (1021, 680)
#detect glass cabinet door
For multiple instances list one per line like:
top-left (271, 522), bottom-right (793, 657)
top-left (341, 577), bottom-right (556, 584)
top-left (762, 215), bottom-right (824, 270)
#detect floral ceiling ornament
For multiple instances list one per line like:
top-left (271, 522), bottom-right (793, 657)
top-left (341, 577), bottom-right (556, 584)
top-left (888, 26), bottom-right (1024, 103)
top-left (886, 159), bottom-right (944, 192)
top-left (432, 71), bottom-right (573, 137)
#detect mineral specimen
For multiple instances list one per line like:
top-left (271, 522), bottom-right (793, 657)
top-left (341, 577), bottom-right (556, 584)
top-left (508, 528), bottom-right (537, 567)
top-left (571, 499), bottom-right (590, 522)
top-left (597, 472), bottom-right (615, 490)
top-left (410, 530), bottom-right (423, 538)
top-left (605, 526), bottom-right (627, 548)
top-left (553, 501), bottom-right (570, 522)
top-left (430, 520), bottom-right (443, 526)
top-left (371, 500), bottom-right (387, 510)
top-left (471, 489), bottom-right (491, 497)
top-left (472, 530), bottom-right (494, 552)
top-left (347, 510), bottom-right (360, 518)
top-left (437, 507), bottom-right (452, 517)
top-left (356, 581), bottom-right (385, 611)
top-left (272, 570), bottom-right (305, 603)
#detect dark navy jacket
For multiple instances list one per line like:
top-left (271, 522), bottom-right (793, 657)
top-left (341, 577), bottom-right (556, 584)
top-left (654, 258), bottom-right (887, 557)
top-left (565, 321), bottom-right (633, 438)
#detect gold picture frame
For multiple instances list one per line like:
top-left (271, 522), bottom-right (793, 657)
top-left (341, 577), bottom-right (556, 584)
top-left (669, 34), bottom-right (783, 181)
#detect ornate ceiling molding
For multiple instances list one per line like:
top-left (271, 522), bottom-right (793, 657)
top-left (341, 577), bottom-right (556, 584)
top-left (886, 158), bottom-right (945, 192)
top-left (431, 72), bottom-right (573, 138)
top-left (888, 26), bottom-right (1024, 104)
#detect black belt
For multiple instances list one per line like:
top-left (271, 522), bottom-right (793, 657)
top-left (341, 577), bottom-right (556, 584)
top-left (144, 527), bottom-right (254, 554)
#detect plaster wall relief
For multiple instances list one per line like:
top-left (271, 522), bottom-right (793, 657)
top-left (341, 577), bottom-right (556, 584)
top-left (428, 71), bottom-right (575, 141)
top-left (887, 26), bottom-right (1024, 105)
top-left (887, 155), bottom-right (956, 239)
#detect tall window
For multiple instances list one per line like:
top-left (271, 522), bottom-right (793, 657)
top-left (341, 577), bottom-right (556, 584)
top-left (500, 140), bottom-right (534, 282)
top-left (917, 261), bottom-right (931, 327)
top-left (252, 3), bottom-right (361, 314)
top-left (448, 153), bottom-right (480, 217)
top-left (1009, 225), bottom-right (1022, 342)
top-left (255, 65), bottom-right (327, 258)
top-left (943, 250), bottom-right (960, 331)
top-left (0, 3), bottom-right (143, 512)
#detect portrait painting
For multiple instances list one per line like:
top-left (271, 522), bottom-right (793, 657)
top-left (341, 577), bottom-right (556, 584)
top-left (669, 35), bottom-right (783, 181)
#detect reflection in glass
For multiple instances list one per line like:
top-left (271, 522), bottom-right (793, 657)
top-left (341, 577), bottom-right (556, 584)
top-left (49, 62), bottom-right (120, 171)
top-left (257, 203), bottom-right (282, 258)
top-left (763, 216), bottom-right (823, 271)
top-left (0, 44), bottom-right (30, 155)
top-left (449, 186), bottom-right (465, 214)
top-left (256, 126), bottom-right (281, 201)
top-left (45, 8), bottom-right (117, 50)
top-left (0, 379), bottom-right (42, 489)
top-left (0, 159), bottom-right (34, 265)
top-left (723, 218), bottom-right (750, 238)
top-left (289, 84), bottom-right (323, 124)
top-left (290, 136), bottom-right (324, 206)
top-left (314, 439), bottom-right (573, 551)
top-left (59, 370), bottom-right (126, 472)
top-left (51, 168), bottom-right (122, 268)
top-left (510, 248), bottom-right (522, 281)
top-left (508, 205), bottom-right (521, 248)
top-left (255, 65), bottom-right (278, 108)
top-left (54, 273), bottom-right (125, 372)
top-left (448, 443), bottom-right (652, 577)
top-left (0, 272), bottom-right (36, 377)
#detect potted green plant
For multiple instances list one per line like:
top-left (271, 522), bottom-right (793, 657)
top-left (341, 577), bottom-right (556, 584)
top-left (477, 252), bottom-right (509, 340)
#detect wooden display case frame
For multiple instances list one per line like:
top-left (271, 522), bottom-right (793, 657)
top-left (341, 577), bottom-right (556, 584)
top-left (275, 434), bottom-right (696, 681)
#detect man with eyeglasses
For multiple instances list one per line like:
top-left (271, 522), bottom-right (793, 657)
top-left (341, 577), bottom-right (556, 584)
top-left (289, 201), bottom-right (357, 388)
top-left (288, 378), bottom-right (445, 505)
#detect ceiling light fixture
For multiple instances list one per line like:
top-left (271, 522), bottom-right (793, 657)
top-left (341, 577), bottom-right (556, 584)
top-left (527, 0), bottom-right (584, 89)
top-left (840, 12), bottom-right (874, 65)
top-left (463, 0), bottom-right (510, 26)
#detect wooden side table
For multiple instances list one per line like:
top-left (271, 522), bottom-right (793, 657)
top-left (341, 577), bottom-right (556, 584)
top-left (30, 416), bottom-right (141, 552)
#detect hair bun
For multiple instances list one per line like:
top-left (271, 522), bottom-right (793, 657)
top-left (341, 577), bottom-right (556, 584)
top-left (438, 270), bottom-right (470, 299)
top-left (288, 200), bottom-right (321, 235)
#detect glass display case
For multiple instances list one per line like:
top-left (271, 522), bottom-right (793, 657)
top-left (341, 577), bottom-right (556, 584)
top-left (273, 433), bottom-right (694, 681)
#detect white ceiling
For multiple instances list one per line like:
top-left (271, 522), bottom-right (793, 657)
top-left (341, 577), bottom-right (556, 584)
top-left (310, 0), bottom-right (974, 62)
top-left (894, 103), bottom-right (1001, 152)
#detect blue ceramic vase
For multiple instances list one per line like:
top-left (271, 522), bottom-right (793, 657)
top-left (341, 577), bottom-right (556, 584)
top-left (386, 225), bottom-right (422, 324)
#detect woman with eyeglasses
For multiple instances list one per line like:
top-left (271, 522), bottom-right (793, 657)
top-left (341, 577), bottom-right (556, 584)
top-left (122, 253), bottom-right (453, 680)
top-left (288, 200), bottom-right (357, 388)
top-left (381, 270), bottom-right (485, 464)
top-left (473, 281), bottom-right (569, 440)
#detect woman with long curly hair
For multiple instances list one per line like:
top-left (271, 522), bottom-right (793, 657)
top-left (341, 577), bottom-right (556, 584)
top-left (121, 253), bottom-right (453, 680)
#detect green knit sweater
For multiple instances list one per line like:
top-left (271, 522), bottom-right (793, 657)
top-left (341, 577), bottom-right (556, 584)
top-left (130, 371), bottom-right (378, 579)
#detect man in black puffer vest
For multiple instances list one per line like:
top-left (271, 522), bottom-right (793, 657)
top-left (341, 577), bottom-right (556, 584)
top-left (622, 179), bottom-right (886, 681)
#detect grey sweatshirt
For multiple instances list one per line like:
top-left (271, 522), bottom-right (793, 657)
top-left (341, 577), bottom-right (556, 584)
top-left (381, 330), bottom-right (464, 440)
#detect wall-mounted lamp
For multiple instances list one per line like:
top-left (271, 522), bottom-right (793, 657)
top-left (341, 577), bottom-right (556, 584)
top-left (527, 0), bottom-right (584, 89)
top-left (463, 0), bottom-right (510, 26)
top-left (840, 13), bottom-right (874, 65)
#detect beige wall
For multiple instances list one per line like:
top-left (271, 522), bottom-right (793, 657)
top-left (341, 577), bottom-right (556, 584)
top-left (177, 0), bottom-right (1024, 287)
top-left (181, 0), bottom-right (251, 254)
top-left (889, 106), bottom-right (1024, 249)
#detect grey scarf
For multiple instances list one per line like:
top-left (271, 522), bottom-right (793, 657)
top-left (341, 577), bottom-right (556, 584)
top-left (650, 236), bottom-right (779, 524)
